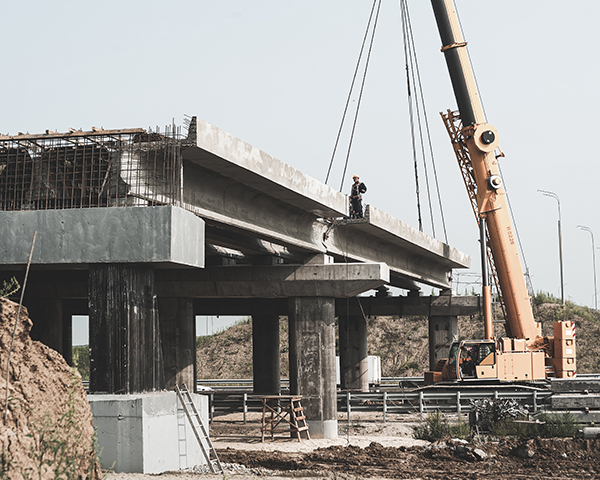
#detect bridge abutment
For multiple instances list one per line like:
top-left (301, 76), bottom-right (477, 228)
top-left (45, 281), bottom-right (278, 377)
top-left (288, 296), bottom-right (337, 439)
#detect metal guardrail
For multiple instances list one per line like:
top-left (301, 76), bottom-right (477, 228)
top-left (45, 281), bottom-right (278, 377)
top-left (207, 387), bottom-right (553, 423)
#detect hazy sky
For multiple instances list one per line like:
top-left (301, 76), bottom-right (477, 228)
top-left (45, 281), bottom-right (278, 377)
top-left (2, 1), bottom-right (599, 312)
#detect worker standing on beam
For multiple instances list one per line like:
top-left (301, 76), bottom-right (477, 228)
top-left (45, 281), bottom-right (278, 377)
top-left (349, 175), bottom-right (367, 219)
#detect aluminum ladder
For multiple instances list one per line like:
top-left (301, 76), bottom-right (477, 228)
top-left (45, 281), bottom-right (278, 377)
top-left (175, 384), bottom-right (223, 474)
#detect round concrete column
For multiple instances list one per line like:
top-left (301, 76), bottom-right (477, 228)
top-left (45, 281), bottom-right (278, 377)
top-left (252, 314), bottom-right (281, 395)
top-left (288, 297), bottom-right (337, 439)
top-left (339, 314), bottom-right (369, 391)
top-left (428, 315), bottom-right (458, 371)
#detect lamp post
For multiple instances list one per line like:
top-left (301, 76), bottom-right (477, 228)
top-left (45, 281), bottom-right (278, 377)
top-left (577, 225), bottom-right (597, 310)
top-left (538, 190), bottom-right (564, 305)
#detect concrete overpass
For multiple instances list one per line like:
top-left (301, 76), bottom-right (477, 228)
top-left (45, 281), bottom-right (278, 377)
top-left (0, 117), bottom-right (477, 439)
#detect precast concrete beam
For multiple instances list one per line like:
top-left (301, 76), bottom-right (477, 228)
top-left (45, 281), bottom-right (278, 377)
top-left (184, 118), bottom-right (348, 218)
top-left (156, 262), bottom-right (389, 298)
top-left (178, 119), bottom-right (470, 290)
top-left (336, 295), bottom-right (481, 317)
top-left (0, 206), bottom-right (204, 268)
top-left (327, 206), bottom-right (470, 289)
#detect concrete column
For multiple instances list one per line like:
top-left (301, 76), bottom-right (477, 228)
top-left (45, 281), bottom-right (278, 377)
top-left (428, 315), bottom-right (458, 371)
top-left (27, 297), bottom-right (64, 356)
top-left (288, 297), bottom-right (337, 439)
top-left (339, 315), bottom-right (368, 391)
top-left (89, 264), bottom-right (164, 394)
top-left (252, 314), bottom-right (281, 395)
top-left (158, 297), bottom-right (195, 392)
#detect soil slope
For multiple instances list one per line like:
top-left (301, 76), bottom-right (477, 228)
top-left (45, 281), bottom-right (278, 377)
top-left (0, 298), bottom-right (100, 480)
top-left (196, 302), bottom-right (600, 379)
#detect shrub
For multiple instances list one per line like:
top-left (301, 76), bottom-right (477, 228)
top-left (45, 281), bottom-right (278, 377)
top-left (413, 411), bottom-right (469, 442)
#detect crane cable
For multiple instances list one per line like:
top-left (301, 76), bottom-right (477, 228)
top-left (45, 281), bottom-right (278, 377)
top-left (400, 0), bottom-right (448, 242)
top-left (324, 0), bottom-right (382, 192)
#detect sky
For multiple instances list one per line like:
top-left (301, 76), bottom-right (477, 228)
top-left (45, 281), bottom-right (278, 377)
top-left (2, 1), bottom-right (599, 331)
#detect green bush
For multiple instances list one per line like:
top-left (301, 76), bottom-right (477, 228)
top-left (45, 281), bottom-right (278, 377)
top-left (72, 346), bottom-right (90, 382)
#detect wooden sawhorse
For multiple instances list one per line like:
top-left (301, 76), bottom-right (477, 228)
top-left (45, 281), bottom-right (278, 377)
top-left (260, 395), bottom-right (310, 442)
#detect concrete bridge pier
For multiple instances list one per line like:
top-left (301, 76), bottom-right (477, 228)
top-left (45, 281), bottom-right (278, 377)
top-left (89, 264), bottom-right (164, 394)
top-left (288, 296), bottom-right (337, 439)
top-left (252, 313), bottom-right (281, 395)
top-left (26, 297), bottom-right (66, 359)
top-left (158, 297), bottom-right (196, 392)
top-left (428, 315), bottom-right (458, 371)
top-left (339, 314), bottom-right (368, 391)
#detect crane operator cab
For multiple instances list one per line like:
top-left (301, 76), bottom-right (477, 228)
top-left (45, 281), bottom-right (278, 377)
top-left (446, 340), bottom-right (496, 380)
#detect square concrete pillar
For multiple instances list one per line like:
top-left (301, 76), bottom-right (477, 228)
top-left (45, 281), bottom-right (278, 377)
top-left (288, 297), bottom-right (337, 439)
top-left (339, 315), bottom-right (369, 391)
top-left (158, 297), bottom-right (196, 392)
top-left (428, 315), bottom-right (458, 371)
top-left (89, 264), bottom-right (164, 393)
top-left (26, 297), bottom-right (64, 356)
top-left (252, 314), bottom-right (281, 395)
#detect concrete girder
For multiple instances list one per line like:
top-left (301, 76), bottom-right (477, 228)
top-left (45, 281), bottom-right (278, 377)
top-left (180, 119), bottom-right (470, 290)
top-left (156, 263), bottom-right (390, 298)
top-left (326, 206), bottom-right (470, 290)
top-left (336, 294), bottom-right (482, 317)
top-left (184, 118), bottom-right (348, 218)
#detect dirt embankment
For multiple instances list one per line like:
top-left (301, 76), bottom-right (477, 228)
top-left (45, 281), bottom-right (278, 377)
top-left (0, 298), bottom-right (100, 480)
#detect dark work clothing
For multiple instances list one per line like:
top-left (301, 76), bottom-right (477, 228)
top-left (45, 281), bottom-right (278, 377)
top-left (349, 181), bottom-right (367, 218)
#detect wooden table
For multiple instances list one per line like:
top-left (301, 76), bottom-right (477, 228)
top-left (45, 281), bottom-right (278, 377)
top-left (260, 395), bottom-right (310, 442)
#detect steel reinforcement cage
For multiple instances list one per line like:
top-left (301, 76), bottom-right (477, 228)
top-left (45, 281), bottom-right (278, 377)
top-left (0, 127), bottom-right (184, 212)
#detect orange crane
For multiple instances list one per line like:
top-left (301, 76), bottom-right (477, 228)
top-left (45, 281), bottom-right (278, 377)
top-left (426, 0), bottom-right (575, 382)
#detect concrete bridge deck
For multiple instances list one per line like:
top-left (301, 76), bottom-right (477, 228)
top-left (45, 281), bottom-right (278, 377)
top-left (0, 118), bottom-right (477, 442)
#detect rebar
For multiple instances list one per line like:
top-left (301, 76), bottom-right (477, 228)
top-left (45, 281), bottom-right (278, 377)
top-left (0, 127), bottom-right (182, 212)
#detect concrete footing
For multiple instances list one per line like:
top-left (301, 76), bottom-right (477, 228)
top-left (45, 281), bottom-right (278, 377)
top-left (89, 392), bottom-right (209, 474)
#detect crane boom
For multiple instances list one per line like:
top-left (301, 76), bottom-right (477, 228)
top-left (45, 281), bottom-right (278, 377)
top-left (430, 0), bottom-right (540, 341)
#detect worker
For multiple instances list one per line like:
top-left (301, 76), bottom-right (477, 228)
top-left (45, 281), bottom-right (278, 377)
top-left (349, 175), bottom-right (367, 219)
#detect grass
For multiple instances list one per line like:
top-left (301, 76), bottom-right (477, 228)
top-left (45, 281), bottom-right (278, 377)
top-left (415, 410), bottom-right (580, 443)
top-left (413, 411), bottom-right (470, 442)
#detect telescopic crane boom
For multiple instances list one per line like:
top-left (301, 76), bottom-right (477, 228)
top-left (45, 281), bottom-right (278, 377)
top-left (426, 0), bottom-right (576, 382)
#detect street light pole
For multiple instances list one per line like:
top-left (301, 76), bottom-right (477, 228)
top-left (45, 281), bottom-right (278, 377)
top-left (577, 225), bottom-right (597, 310)
top-left (539, 190), bottom-right (564, 305)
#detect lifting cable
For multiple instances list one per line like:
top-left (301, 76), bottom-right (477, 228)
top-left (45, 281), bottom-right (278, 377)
top-left (400, 0), bottom-right (448, 242)
top-left (324, 0), bottom-right (382, 192)
top-left (454, 6), bottom-right (534, 295)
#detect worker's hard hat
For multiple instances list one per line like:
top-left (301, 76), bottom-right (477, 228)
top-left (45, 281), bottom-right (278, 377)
top-left (352, 174), bottom-right (359, 179)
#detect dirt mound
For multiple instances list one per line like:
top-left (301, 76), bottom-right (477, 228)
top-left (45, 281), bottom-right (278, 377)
top-left (217, 437), bottom-right (600, 479)
top-left (0, 298), bottom-right (100, 480)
